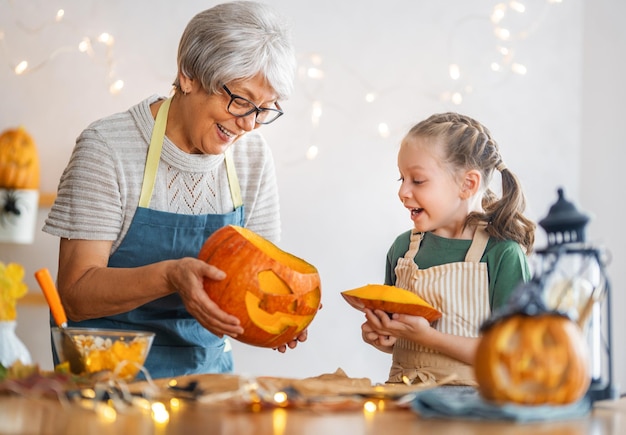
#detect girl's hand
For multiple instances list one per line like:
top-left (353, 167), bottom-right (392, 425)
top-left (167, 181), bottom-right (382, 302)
top-left (365, 308), bottom-right (432, 345)
top-left (361, 319), bottom-right (396, 353)
top-left (366, 309), bottom-right (480, 365)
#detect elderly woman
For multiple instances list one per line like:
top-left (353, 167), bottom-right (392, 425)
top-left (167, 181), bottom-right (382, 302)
top-left (43, 1), bottom-right (299, 379)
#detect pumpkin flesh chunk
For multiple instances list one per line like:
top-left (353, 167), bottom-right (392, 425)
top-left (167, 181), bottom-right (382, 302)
top-left (341, 284), bottom-right (442, 322)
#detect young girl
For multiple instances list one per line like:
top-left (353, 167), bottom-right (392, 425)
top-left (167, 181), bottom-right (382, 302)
top-left (361, 112), bottom-right (535, 386)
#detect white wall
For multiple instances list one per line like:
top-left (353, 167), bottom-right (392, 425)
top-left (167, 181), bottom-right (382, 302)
top-left (580, 0), bottom-right (625, 396)
top-left (3, 0), bottom-right (620, 391)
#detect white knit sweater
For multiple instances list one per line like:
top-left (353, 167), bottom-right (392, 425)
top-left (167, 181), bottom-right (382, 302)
top-left (43, 95), bottom-right (280, 254)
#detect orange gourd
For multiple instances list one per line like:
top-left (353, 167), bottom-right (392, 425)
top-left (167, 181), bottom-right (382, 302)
top-left (341, 284), bottom-right (442, 322)
top-left (474, 313), bottom-right (590, 405)
top-left (0, 127), bottom-right (40, 189)
top-left (198, 225), bottom-right (321, 348)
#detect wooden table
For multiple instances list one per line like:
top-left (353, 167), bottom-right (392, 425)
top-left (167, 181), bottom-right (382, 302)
top-left (1, 371), bottom-right (624, 435)
top-left (1, 393), bottom-right (625, 435)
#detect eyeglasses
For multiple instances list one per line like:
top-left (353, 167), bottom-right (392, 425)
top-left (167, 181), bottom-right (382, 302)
top-left (222, 84), bottom-right (283, 125)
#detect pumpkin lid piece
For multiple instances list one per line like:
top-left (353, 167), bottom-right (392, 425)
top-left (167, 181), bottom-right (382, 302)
top-left (341, 284), bottom-right (442, 322)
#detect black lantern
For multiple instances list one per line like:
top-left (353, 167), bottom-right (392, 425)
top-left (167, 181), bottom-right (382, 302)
top-left (533, 188), bottom-right (618, 402)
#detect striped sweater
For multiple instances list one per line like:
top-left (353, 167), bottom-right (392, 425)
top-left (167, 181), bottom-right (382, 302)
top-left (43, 95), bottom-right (280, 254)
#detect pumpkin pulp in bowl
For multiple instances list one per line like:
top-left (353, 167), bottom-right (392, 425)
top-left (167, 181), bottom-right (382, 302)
top-left (51, 327), bottom-right (154, 380)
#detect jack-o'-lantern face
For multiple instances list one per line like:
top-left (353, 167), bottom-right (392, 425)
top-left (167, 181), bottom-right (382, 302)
top-left (198, 225), bottom-right (321, 348)
top-left (474, 314), bottom-right (590, 405)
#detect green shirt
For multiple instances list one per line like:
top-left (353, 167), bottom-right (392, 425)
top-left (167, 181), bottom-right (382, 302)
top-left (385, 230), bottom-right (531, 311)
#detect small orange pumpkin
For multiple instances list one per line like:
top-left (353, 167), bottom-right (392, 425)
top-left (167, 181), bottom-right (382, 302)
top-left (0, 126), bottom-right (40, 190)
top-left (198, 225), bottom-right (321, 348)
top-left (474, 313), bottom-right (590, 405)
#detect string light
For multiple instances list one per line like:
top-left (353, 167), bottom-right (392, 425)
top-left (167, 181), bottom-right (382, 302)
top-left (441, 0), bottom-right (560, 105)
top-left (378, 123), bottom-right (391, 138)
top-left (306, 145), bottom-right (319, 160)
top-left (449, 63), bottom-right (461, 80)
top-left (1, 7), bottom-right (124, 94)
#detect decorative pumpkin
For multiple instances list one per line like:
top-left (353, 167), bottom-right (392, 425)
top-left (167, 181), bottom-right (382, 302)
top-left (198, 225), bottom-right (321, 348)
top-left (474, 313), bottom-right (590, 405)
top-left (0, 126), bottom-right (40, 190)
top-left (341, 284), bottom-right (442, 322)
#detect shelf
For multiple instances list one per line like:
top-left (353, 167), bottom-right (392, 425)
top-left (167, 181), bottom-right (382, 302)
top-left (38, 192), bottom-right (56, 208)
top-left (19, 292), bottom-right (47, 306)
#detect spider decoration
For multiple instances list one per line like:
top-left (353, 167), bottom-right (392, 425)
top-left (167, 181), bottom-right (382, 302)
top-left (0, 189), bottom-right (27, 227)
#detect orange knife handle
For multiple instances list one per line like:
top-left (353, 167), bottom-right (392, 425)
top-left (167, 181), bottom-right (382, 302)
top-left (34, 268), bottom-right (68, 327)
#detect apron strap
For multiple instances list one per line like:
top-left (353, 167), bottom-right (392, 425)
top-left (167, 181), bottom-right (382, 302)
top-left (225, 147), bottom-right (243, 209)
top-left (464, 224), bottom-right (490, 263)
top-left (139, 97), bottom-right (243, 210)
top-left (139, 97), bottom-right (171, 208)
top-left (403, 231), bottom-right (424, 259)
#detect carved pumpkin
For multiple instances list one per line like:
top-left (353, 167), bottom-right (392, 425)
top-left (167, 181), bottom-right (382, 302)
top-left (474, 314), bottom-right (590, 405)
top-left (341, 284), bottom-right (442, 322)
top-left (198, 225), bottom-right (321, 348)
top-left (0, 126), bottom-right (40, 189)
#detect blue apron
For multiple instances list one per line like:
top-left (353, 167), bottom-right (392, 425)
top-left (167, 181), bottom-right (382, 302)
top-left (57, 97), bottom-right (245, 379)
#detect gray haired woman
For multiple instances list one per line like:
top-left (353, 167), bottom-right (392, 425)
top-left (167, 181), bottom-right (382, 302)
top-left (43, 1), bottom-right (300, 379)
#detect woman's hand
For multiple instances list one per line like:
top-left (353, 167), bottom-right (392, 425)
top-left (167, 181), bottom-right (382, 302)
top-left (272, 302), bottom-right (322, 353)
top-left (273, 329), bottom-right (308, 353)
top-left (167, 257), bottom-right (244, 338)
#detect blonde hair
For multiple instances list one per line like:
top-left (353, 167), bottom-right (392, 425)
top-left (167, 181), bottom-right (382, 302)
top-left (404, 112), bottom-right (535, 253)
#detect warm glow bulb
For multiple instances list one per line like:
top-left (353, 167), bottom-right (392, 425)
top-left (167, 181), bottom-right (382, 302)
top-left (109, 79), bottom-right (124, 94)
top-left (95, 403), bottom-right (117, 423)
top-left (494, 27), bottom-right (511, 40)
top-left (311, 101), bottom-right (322, 126)
top-left (378, 122), bottom-right (390, 138)
top-left (98, 32), bottom-right (114, 45)
top-left (310, 53), bottom-right (323, 65)
top-left (491, 62), bottom-right (501, 71)
top-left (509, 1), bottom-right (526, 13)
top-left (365, 92), bottom-right (377, 103)
top-left (170, 398), bottom-right (181, 410)
top-left (307, 67), bottom-right (325, 79)
top-left (14, 60), bottom-right (28, 75)
top-left (490, 4), bottom-right (506, 23)
top-left (273, 391), bottom-right (288, 405)
top-left (363, 401), bottom-right (377, 413)
top-left (511, 63), bottom-right (527, 75)
top-left (306, 145), bottom-right (319, 160)
top-left (449, 63), bottom-right (461, 80)
top-left (151, 402), bottom-right (170, 424)
top-left (78, 38), bottom-right (91, 52)
top-left (452, 92), bottom-right (463, 105)
top-left (55, 9), bottom-right (65, 22)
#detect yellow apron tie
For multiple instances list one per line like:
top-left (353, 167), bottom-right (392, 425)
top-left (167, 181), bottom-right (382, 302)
top-left (139, 97), bottom-right (243, 209)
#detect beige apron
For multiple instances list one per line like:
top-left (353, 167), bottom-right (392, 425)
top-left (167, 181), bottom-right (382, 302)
top-left (387, 227), bottom-right (491, 386)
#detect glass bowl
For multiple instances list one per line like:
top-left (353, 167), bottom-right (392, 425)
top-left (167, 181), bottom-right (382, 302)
top-left (51, 327), bottom-right (155, 381)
